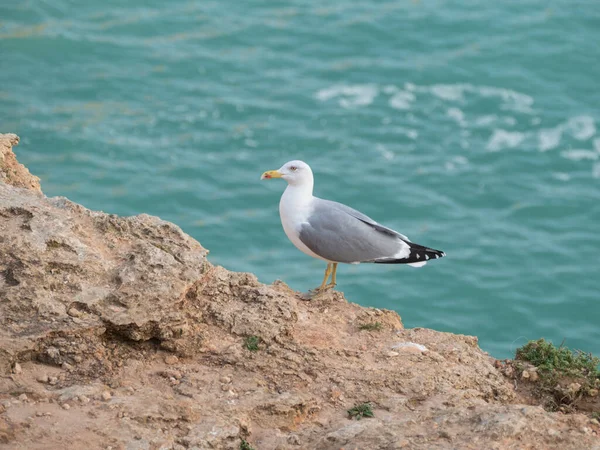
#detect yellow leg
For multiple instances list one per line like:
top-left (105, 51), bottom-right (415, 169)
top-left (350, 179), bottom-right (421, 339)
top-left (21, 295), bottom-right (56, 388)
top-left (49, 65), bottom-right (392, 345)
top-left (327, 263), bottom-right (338, 288)
top-left (317, 263), bottom-right (332, 291)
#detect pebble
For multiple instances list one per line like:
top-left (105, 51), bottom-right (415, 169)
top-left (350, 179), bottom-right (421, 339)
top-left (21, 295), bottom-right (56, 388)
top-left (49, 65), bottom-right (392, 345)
top-left (46, 347), bottom-right (60, 360)
top-left (62, 403), bottom-right (71, 410)
top-left (221, 385), bottom-right (230, 392)
top-left (521, 371), bottom-right (530, 380)
top-left (159, 369), bottom-right (182, 380)
top-left (439, 430), bottom-right (452, 440)
top-left (13, 363), bottom-right (23, 375)
top-left (78, 395), bottom-right (90, 404)
top-left (18, 394), bottom-right (28, 402)
top-left (49, 377), bottom-right (58, 385)
top-left (391, 342), bottom-right (429, 353)
top-left (101, 391), bottom-right (112, 401)
top-left (219, 376), bottom-right (231, 384)
top-left (589, 389), bottom-right (598, 397)
top-left (164, 355), bottom-right (179, 365)
top-left (67, 307), bottom-right (82, 317)
top-left (36, 412), bottom-right (44, 417)
top-left (36, 374), bottom-right (49, 384)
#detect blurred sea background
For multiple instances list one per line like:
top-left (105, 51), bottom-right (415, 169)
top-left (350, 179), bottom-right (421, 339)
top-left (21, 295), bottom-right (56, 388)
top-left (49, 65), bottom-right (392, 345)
top-left (1, 0), bottom-right (599, 359)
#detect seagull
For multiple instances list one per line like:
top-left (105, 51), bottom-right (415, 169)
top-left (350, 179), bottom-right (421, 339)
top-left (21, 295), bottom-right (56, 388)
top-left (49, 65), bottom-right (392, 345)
top-left (261, 160), bottom-right (445, 293)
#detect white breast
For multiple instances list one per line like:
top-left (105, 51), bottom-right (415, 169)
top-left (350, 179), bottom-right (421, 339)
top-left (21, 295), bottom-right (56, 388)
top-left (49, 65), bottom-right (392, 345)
top-left (279, 187), bottom-right (329, 262)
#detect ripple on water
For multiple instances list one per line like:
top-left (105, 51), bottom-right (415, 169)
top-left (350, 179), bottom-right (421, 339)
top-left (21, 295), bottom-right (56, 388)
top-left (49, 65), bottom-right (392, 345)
top-left (486, 129), bottom-right (526, 152)
top-left (315, 84), bottom-right (379, 109)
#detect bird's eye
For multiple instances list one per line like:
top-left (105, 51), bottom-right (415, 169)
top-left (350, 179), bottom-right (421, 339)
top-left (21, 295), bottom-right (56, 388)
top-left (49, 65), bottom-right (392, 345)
top-left (290, 166), bottom-right (297, 171)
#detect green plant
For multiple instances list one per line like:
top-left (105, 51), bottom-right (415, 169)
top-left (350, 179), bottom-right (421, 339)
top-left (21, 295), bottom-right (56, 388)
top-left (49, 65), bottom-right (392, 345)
top-left (516, 339), bottom-right (599, 383)
top-left (515, 339), bottom-right (600, 412)
top-left (358, 321), bottom-right (382, 331)
top-left (240, 439), bottom-right (256, 450)
top-left (592, 411), bottom-right (600, 421)
top-left (244, 335), bottom-right (260, 352)
top-left (347, 402), bottom-right (374, 420)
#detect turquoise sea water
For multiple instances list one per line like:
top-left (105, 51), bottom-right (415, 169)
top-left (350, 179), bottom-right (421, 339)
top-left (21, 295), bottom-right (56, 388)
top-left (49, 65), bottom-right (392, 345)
top-left (1, 1), bottom-right (599, 359)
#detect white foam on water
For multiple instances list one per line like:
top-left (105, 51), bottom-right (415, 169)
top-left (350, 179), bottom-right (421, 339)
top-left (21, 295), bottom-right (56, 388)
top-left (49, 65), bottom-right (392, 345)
top-left (426, 83), bottom-right (534, 113)
top-left (474, 115), bottom-right (498, 127)
top-left (538, 127), bottom-right (562, 152)
top-left (560, 149), bottom-right (598, 161)
top-left (552, 172), bottom-right (571, 181)
top-left (382, 85), bottom-right (398, 94)
top-left (376, 143), bottom-right (394, 160)
top-left (486, 129), bottom-right (526, 152)
top-left (446, 107), bottom-right (466, 127)
top-left (564, 116), bottom-right (596, 141)
top-left (593, 162), bottom-right (600, 178)
top-left (477, 86), bottom-right (535, 114)
top-left (430, 84), bottom-right (465, 101)
top-left (315, 84), bottom-right (378, 109)
top-left (445, 156), bottom-right (469, 171)
top-left (404, 82), bottom-right (416, 92)
top-left (537, 116), bottom-right (596, 152)
top-left (404, 129), bottom-right (418, 140)
top-left (389, 90), bottom-right (415, 110)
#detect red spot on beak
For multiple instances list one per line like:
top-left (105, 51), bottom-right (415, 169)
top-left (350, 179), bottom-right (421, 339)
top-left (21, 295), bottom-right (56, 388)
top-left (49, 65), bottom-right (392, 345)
top-left (264, 174), bottom-right (271, 179)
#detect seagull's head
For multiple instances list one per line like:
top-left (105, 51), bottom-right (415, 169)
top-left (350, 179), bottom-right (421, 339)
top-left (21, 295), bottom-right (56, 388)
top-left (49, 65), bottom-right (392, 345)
top-left (261, 160), bottom-right (313, 186)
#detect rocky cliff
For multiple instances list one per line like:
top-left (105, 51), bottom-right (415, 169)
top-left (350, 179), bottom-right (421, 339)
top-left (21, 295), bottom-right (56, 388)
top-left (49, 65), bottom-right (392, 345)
top-left (1, 133), bottom-right (598, 449)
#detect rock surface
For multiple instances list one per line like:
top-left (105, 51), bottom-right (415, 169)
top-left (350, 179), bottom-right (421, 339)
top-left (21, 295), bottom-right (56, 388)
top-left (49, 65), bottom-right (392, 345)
top-left (0, 134), bottom-right (41, 192)
top-left (1, 134), bottom-right (598, 449)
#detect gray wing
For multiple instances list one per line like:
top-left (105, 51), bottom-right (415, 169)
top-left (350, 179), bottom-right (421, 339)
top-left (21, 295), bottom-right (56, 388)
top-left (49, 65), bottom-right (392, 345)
top-left (320, 199), bottom-right (411, 241)
top-left (298, 199), bottom-right (410, 263)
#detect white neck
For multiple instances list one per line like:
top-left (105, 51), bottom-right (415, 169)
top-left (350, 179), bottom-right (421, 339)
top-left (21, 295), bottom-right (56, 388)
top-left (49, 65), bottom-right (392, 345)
top-left (279, 181), bottom-right (321, 260)
top-left (285, 177), bottom-right (313, 197)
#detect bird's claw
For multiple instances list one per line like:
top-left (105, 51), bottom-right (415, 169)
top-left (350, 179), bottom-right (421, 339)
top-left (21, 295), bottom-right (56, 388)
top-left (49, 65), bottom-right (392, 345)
top-left (303, 284), bottom-right (336, 300)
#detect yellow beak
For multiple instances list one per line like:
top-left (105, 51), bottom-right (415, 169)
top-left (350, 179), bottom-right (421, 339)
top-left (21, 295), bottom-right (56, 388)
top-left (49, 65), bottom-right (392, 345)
top-left (261, 170), bottom-right (283, 180)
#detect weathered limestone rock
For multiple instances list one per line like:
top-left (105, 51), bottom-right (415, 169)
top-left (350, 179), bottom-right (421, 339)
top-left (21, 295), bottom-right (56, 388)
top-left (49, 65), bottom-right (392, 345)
top-left (0, 134), bottom-right (40, 192)
top-left (1, 135), bottom-right (598, 450)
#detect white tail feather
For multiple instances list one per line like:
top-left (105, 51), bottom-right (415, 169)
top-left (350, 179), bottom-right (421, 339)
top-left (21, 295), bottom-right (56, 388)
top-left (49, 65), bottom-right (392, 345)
top-left (407, 261), bottom-right (427, 268)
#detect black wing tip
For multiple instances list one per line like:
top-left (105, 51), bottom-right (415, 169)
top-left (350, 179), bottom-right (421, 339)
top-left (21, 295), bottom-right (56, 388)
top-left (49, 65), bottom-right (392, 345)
top-left (373, 247), bottom-right (446, 265)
